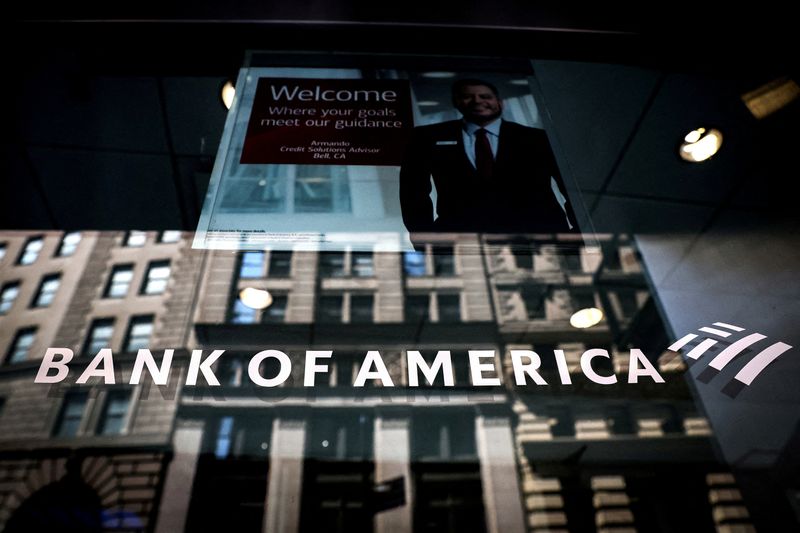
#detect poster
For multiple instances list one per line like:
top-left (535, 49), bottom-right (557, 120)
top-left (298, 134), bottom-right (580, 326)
top-left (193, 55), bottom-right (595, 252)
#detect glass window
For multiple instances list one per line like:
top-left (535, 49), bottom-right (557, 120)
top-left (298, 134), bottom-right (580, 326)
top-left (261, 294), bottom-right (287, 323)
top-left (53, 391), bottom-right (88, 438)
top-left (319, 252), bottom-right (346, 277)
top-left (0, 282), bottom-right (20, 314)
top-left (231, 298), bottom-right (257, 324)
top-left (6, 328), bottom-right (36, 364)
top-left (84, 318), bottom-right (114, 354)
top-left (32, 274), bottom-right (60, 307)
top-left (17, 236), bottom-right (43, 265)
top-left (438, 294), bottom-right (461, 322)
top-left (512, 247), bottom-right (533, 270)
top-left (158, 230), bottom-right (182, 243)
top-left (105, 264), bottom-right (134, 298)
top-left (433, 246), bottom-right (455, 276)
top-left (124, 231), bottom-right (147, 247)
top-left (268, 251), bottom-right (292, 277)
top-left (350, 294), bottom-right (374, 323)
top-left (214, 416), bottom-right (235, 459)
top-left (124, 316), bottom-right (153, 352)
top-left (570, 290), bottom-right (597, 313)
top-left (97, 390), bottom-right (131, 435)
top-left (239, 251), bottom-right (265, 278)
top-left (141, 260), bottom-right (170, 295)
top-left (57, 232), bottom-right (81, 256)
top-left (405, 294), bottom-right (430, 322)
top-left (317, 295), bottom-right (343, 323)
top-left (521, 286), bottom-right (547, 320)
top-left (294, 165), bottom-right (351, 213)
top-left (351, 252), bottom-right (374, 277)
top-left (403, 251), bottom-right (426, 277)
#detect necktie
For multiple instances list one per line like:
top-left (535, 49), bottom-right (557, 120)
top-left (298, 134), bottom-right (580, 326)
top-left (474, 128), bottom-right (493, 179)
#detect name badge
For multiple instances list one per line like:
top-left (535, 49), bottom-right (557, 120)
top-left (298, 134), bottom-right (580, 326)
top-left (436, 140), bottom-right (458, 146)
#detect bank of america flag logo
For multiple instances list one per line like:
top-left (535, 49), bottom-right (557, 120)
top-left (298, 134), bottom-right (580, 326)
top-left (668, 322), bottom-right (792, 386)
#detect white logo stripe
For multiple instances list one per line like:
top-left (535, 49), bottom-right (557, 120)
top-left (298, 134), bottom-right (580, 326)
top-left (708, 333), bottom-right (768, 370)
top-left (713, 322), bottom-right (745, 332)
top-left (668, 333), bottom-right (698, 352)
top-left (686, 338), bottom-right (718, 360)
top-left (699, 326), bottom-right (732, 338)
top-left (734, 342), bottom-right (793, 385)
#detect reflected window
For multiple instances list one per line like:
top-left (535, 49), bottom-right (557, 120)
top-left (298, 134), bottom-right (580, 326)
top-left (319, 253), bottom-right (346, 277)
top-left (84, 319), bottom-right (114, 354)
top-left (317, 295), bottom-right (344, 323)
top-left (32, 274), bottom-right (60, 307)
top-left (6, 327), bottom-right (36, 364)
top-left (433, 246), bottom-right (455, 276)
top-left (57, 232), bottom-right (81, 256)
top-left (53, 391), bottom-right (88, 438)
top-left (124, 231), bottom-right (147, 247)
top-left (0, 282), bottom-right (20, 314)
top-left (268, 251), bottom-right (292, 277)
top-left (521, 286), bottom-right (547, 320)
top-left (17, 236), bottom-right (43, 265)
top-left (105, 264), bottom-right (134, 298)
top-left (606, 405), bottom-right (635, 435)
top-left (97, 390), bottom-right (131, 435)
top-left (548, 405), bottom-right (575, 437)
top-left (307, 411), bottom-right (373, 461)
top-left (215, 416), bottom-right (235, 459)
top-left (158, 230), bottom-right (181, 243)
top-left (404, 251), bottom-right (426, 277)
top-left (351, 252), bottom-right (374, 277)
top-left (295, 165), bottom-right (351, 213)
top-left (0, 243), bottom-right (6, 261)
top-left (512, 247), bottom-right (533, 270)
top-left (405, 294), bottom-right (430, 322)
top-left (562, 251), bottom-right (583, 272)
top-left (570, 290), bottom-right (597, 313)
top-left (350, 294), bottom-right (374, 323)
top-left (261, 294), bottom-right (287, 323)
top-left (239, 251), bottom-right (265, 278)
top-left (437, 294), bottom-right (461, 322)
top-left (124, 316), bottom-right (153, 352)
top-left (141, 260), bottom-right (170, 295)
top-left (231, 299), bottom-right (257, 324)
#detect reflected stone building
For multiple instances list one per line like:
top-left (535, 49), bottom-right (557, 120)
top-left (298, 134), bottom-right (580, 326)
top-left (0, 230), bottom-right (755, 532)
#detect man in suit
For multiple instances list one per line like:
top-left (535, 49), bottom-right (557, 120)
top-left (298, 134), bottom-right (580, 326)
top-left (400, 79), bottom-right (576, 236)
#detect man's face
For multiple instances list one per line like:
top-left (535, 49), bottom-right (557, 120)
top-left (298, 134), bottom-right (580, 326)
top-left (453, 84), bottom-right (503, 125)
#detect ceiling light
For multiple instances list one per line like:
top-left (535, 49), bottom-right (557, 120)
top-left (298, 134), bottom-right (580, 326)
top-left (570, 307), bottom-right (604, 329)
top-left (421, 72), bottom-right (456, 79)
top-left (239, 287), bottom-right (272, 310)
top-left (221, 80), bottom-right (236, 110)
top-left (416, 101), bottom-right (440, 107)
top-left (679, 127), bottom-right (722, 162)
top-left (509, 79), bottom-right (530, 86)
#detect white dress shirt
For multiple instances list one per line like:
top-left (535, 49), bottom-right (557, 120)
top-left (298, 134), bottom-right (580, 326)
top-left (462, 118), bottom-right (501, 169)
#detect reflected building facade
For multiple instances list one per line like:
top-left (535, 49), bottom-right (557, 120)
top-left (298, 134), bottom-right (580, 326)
top-left (0, 230), bottom-right (757, 532)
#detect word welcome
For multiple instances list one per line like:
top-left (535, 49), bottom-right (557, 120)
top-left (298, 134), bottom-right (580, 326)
top-left (269, 85), bottom-right (398, 103)
top-left (35, 348), bottom-right (665, 387)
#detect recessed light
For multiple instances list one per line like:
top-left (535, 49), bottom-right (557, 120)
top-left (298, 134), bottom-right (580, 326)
top-left (570, 307), bottom-right (604, 329)
top-left (679, 127), bottom-right (722, 162)
top-left (416, 101), bottom-right (440, 107)
top-left (509, 79), bottom-right (529, 86)
top-left (221, 80), bottom-right (236, 110)
top-left (239, 287), bottom-right (272, 309)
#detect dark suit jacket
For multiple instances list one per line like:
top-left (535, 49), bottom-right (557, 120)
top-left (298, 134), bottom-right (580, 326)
top-left (400, 119), bottom-right (576, 234)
